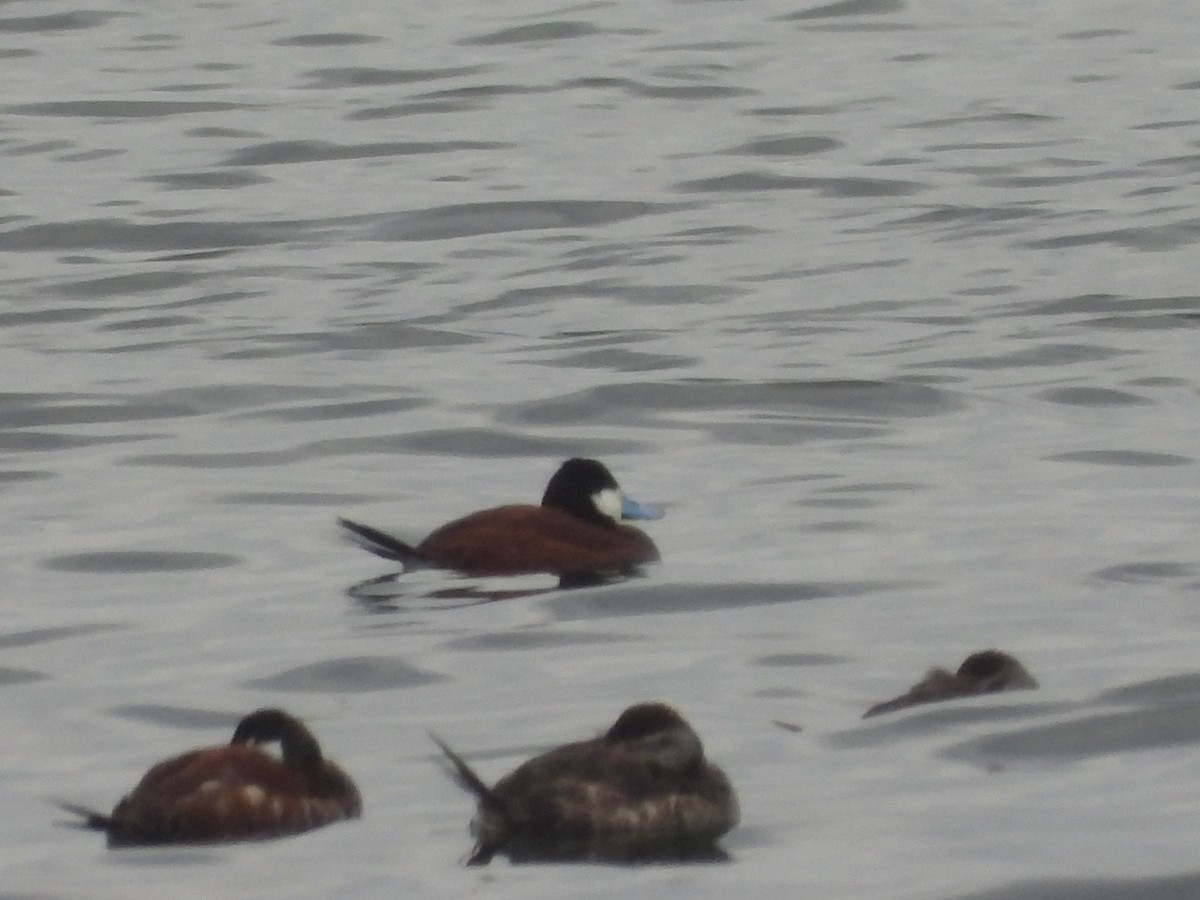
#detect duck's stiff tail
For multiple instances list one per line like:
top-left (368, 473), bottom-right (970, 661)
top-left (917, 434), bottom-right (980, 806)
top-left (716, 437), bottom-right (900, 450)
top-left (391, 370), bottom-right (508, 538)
top-left (58, 802), bottom-right (111, 832)
top-left (429, 732), bottom-right (507, 865)
top-left (428, 733), bottom-right (502, 810)
top-left (337, 518), bottom-right (428, 568)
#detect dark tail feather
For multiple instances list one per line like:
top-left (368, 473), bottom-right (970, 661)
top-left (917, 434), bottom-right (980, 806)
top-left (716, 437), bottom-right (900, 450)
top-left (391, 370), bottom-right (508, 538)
top-left (58, 802), bottom-right (111, 832)
top-left (428, 732), bottom-right (506, 813)
top-left (862, 695), bottom-right (914, 718)
top-left (337, 518), bottom-right (428, 568)
top-left (429, 733), bottom-right (505, 866)
top-left (467, 843), bottom-right (497, 866)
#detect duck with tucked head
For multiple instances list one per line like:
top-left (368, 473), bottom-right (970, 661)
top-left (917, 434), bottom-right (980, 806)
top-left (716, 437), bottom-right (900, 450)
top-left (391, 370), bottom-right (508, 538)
top-left (63, 708), bottom-right (361, 846)
top-left (863, 649), bottom-right (1038, 718)
top-left (432, 702), bottom-right (738, 865)
top-left (339, 458), bottom-right (662, 584)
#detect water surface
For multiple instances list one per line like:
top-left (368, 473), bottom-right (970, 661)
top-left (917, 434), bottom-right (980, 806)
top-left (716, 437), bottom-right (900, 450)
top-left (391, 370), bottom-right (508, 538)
top-left (3, 1), bottom-right (1200, 898)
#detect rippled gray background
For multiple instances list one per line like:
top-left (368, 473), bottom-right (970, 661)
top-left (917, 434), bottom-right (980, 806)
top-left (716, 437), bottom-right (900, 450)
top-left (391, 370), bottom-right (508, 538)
top-left (4, 1), bottom-right (1200, 898)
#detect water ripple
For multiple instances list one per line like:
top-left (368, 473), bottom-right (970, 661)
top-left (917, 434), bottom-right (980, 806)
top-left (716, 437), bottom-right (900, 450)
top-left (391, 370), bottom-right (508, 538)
top-left (673, 171), bottom-right (926, 197)
top-left (107, 705), bottom-right (239, 730)
top-left (370, 201), bottom-right (677, 241)
top-left (221, 139), bottom-right (507, 166)
top-left (1092, 562), bottom-right (1192, 584)
top-left (0, 11), bottom-right (121, 32)
top-left (948, 870), bottom-right (1200, 900)
top-left (1037, 387), bottom-right (1149, 407)
top-left (1044, 450), bottom-right (1192, 467)
top-left (0, 623), bottom-right (122, 649)
top-left (441, 630), bottom-right (638, 652)
top-left (0, 666), bottom-right (48, 686)
top-left (0, 218), bottom-right (322, 252)
top-left (459, 22), bottom-right (602, 46)
top-left (6, 100), bottom-right (251, 117)
top-left (543, 581), bottom-right (901, 621)
top-left (243, 656), bottom-right (447, 692)
top-left (782, 0), bottom-right (906, 20)
top-left (943, 702), bottom-right (1200, 763)
top-left (42, 552), bottom-right (241, 573)
top-left (302, 65), bottom-right (486, 88)
top-left (506, 379), bottom-right (962, 432)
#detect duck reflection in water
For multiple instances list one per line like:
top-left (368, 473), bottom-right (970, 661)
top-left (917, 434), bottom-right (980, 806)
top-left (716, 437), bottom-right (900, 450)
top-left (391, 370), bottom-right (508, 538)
top-left (864, 649), bottom-right (1038, 718)
top-left (339, 458), bottom-right (662, 596)
top-left (432, 702), bottom-right (738, 865)
top-left (63, 709), bottom-right (361, 846)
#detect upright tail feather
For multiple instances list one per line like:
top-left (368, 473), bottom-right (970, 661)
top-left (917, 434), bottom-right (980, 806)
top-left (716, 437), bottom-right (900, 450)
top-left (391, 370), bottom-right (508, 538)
top-left (428, 733), bottom-right (505, 813)
top-left (58, 802), bottom-right (111, 832)
top-left (429, 733), bottom-right (507, 865)
top-left (337, 518), bottom-right (429, 569)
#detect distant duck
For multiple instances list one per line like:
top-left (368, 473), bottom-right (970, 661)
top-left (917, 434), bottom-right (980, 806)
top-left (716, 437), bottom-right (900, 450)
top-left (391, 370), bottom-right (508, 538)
top-left (432, 702), bottom-right (738, 865)
top-left (339, 458), bottom-right (662, 583)
top-left (63, 709), bottom-right (361, 846)
top-left (863, 650), bottom-right (1038, 718)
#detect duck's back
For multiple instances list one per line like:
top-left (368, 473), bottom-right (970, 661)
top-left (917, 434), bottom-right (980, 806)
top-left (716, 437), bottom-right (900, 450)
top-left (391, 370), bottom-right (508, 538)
top-left (419, 505), bottom-right (659, 577)
top-left (107, 745), bottom-right (360, 846)
top-left (480, 739), bottom-right (737, 861)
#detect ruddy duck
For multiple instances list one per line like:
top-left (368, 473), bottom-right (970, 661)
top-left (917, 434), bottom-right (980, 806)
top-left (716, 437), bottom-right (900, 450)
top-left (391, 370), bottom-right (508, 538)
top-left (64, 708), bottom-right (361, 846)
top-left (432, 702), bottom-right (738, 864)
top-left (863, 649), bottom-right (1038, 718)
top-left (339, 458), bottom-right (662, 582)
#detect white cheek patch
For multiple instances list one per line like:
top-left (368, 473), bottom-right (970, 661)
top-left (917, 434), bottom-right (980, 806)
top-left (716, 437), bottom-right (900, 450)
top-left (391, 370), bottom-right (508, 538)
top-left (593, 487), bottom-right (623, 522)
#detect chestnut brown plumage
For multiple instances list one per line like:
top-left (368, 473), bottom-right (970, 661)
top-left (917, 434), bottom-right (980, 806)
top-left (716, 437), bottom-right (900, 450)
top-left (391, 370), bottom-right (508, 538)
top-left (63, 708), bottom-right (361, 847)
top-left (339, 458), bottom-right (660, 581)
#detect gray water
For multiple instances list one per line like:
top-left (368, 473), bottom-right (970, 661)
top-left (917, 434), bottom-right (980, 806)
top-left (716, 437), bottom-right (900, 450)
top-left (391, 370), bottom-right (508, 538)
top-left (3, 0), bottom-right (1200, 897)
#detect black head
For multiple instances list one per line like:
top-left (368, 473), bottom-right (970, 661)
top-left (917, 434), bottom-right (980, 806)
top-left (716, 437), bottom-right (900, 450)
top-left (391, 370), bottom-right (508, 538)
top-left (541, 458), bottom-right (622, 525)
top-left (605, 702), bottom-right (688, 741)
top-left (231, 708), bottom-right (324, 767)
top-left (956, 650), bottom-right (1009, 679)
top-left (956, 650), bottom-right (1037, 690)
top-left (604, 702), bottom-right (702, 772)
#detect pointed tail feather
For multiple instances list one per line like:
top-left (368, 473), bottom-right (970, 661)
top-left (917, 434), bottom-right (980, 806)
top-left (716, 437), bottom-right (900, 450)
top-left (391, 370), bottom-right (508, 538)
top-left (428, 733), bottom-right (506, 814)
top-left (58, 802), bottom-right (111, 832)
top-left (429, 733), bottom-right (506, 866)
top-left (337, 518), bottom-right (429, 568)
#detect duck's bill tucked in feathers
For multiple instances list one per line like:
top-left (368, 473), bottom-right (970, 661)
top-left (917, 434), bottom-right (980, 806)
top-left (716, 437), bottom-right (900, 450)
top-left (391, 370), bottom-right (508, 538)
top-left (432, 702), bottom-right (738, 865)
top-left (864, 649), bottom-right (1038, 718)
top-left (64, 708), bottom-right (361, 847)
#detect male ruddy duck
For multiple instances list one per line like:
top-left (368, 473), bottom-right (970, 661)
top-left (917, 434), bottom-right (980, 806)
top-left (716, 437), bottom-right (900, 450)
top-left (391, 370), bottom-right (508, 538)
top-left (863, 649), bottom-right (1038, 718)
top-left (64, 708), bottom-right (361, 846)
top-left (339, 458), bottom-right (662, 582)
top-left (432, 702), bottom-right (738, 865)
